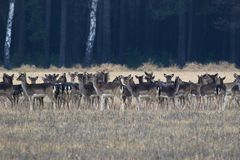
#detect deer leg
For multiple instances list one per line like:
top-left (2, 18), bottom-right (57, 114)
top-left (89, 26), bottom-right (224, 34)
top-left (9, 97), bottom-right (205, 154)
top-left (136, 97), bottom-right (141, 111)
top-left (100, 96), bottom-right (104, 111)
top-left (29, 97), bottom-right (34, 111)
top-left (6, 94), bottom-right (14, 109)
top-left (41, 97), bottom-right (44, 109)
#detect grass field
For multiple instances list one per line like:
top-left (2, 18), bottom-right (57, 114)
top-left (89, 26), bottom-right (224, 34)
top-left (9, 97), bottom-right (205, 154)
top-left (0, 108), bottom-right (240, 159)
top-left (0, 63), bottom-right (240, 159)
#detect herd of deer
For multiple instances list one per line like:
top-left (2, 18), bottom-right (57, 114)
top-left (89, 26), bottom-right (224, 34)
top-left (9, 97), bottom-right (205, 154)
top-left (0, 71), bottom-right (240, 111)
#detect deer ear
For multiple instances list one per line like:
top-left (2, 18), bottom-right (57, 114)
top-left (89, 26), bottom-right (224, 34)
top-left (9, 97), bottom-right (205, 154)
top-left (222, 77), bottom-right (226, 80)
top-left (214, 73), bottom-right (218, 77)
top-left (152, 76), bottom-right (155, 79)
top-left (171, 74), bottom-right (174, 77)
top-left (11, 74), bottom-right (14, 78)
top-left (135, 75), bottom-right (139, 79)
top-left (164, 73), bottom-right (166, 77)
top-left (234, 73), bottom-right (238, 78)
top-left (36, 76), bottom-right (38, 79)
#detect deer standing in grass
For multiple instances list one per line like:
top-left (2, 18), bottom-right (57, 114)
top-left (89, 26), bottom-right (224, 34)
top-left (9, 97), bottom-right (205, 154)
top-left (17, 73), bottom-right (57, 111)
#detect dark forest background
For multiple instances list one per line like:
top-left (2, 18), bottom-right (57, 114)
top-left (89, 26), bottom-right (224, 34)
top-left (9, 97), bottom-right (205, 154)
top-left (0, 0), bottom-right (240, 68)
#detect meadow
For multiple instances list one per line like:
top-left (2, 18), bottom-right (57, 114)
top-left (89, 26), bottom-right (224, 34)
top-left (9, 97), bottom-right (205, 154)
top-left (0, 62), bottom-right (240, 159)
top-left (0, 108), bottom-right (240, 159)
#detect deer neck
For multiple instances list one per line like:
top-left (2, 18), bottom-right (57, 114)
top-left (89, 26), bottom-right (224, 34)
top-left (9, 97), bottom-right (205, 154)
top-left (125, 82), bottom-right (135, 97)
top-left (173, 81), bottom-right (181, 95)
top-left (92, 81), bottom-right (101, 95)
top-left (20, 80), bottom-right (29, 97)
top-left (237, 83), bottom-right (240, 91)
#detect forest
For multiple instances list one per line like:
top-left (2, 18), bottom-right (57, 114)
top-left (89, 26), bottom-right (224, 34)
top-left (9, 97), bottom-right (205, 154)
top-left (0, 0), bottom-right (240, 68)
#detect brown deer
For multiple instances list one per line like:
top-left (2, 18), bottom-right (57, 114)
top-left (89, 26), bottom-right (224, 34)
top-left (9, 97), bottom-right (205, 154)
top-left (135, 75), bottom-right (144, 84)
top-left (164, 73), bottom-right (174, 83)
top-left (157, 77), bottom-right (183, 110)
top-left (68, 72), bottom-right (78, 82)
top-left (89, 74), bottom-right (122, 110)
top-left (121, 75), bottom-right (159, 110)
top-left (77, 73), bottom-right (97, 109)
top-left (28, 76), bottom-right (38, 84)
top-left (16, 73), bottom-right (57, 111)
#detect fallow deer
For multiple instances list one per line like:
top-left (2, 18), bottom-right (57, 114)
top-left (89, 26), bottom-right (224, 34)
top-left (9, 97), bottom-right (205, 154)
top-left (68, 72), bottom-right (78, 82)
top-left (157, 77), bottom-right (183, 109)
top-left (164, 73), bottom-right (174, 83)
top-left (28, 76), bottom-right (38, 84)
top-left (135, 75), bottom-right (144, 84)
top-left (121, 75), bottom-right (159, 110)
top-left (90, 74), bottom-right (122, 110)
top-left (16, 73), bottom-right (57, 111)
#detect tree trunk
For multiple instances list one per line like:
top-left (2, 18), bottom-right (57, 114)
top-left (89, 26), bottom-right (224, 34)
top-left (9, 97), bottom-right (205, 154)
top-left (59, 0), bottom-right (67, 67)
top-left (101, 0), bottom-right (111, 62)
top-left (44, 0), bottom-right (51, 67)
top-left (177, 0), bottom-right (187, 67)
top-left (84, 0), bottom-right (99, 65)
top-left (187, 0), bottom-right (193, 62)
top-left (4, 0), bottom-right (15, 69)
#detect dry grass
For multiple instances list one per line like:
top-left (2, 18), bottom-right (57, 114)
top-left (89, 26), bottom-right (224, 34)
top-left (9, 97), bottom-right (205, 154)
top-left (0, 62), bottom-right (239, 84)
top-left (0, 63), bottom-right (240, 159)
top-left (0, 61), bottom-right (238, 72)
top-left (0, 107), bottom-right (240, 159)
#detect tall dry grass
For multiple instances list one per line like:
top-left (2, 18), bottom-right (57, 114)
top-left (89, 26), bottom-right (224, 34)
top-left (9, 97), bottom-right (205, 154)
top-left (0, 61), bottom-right (238, 72)
top-left (0, 62), bottom-right (239, 84)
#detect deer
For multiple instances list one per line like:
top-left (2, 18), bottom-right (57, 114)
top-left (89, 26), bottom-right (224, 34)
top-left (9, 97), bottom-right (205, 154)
top-left (198, 74), bottom-right (225, 110)
top-left (135, 75), bottom-right (144, 84)
top-left (68, 72), bottom-right (78, 82)
top-left (224, 73), bottom-right (240, 109)
top-left (42, 74), bottom-right (59, 83)
top-left (0, 73), bottom-right (19, 107)
top-left (28, 76), bottom-right (38, 84)
top-left (157, 77), bottom-right (183, 110)
top-left (27, 76), bottom-right (45, 107)
top-left (16, 73), bottom-right (58, 111)
top-left (121, 75), bottom-right (159, 110)
top-left (164, 73), bottom-right (174, 83)
top-left (144, 72), bottom-right (155, 83)
top-left (89, 74), bottom-right (122, 110)
top-left (77, 73), bottom-right (97, 109)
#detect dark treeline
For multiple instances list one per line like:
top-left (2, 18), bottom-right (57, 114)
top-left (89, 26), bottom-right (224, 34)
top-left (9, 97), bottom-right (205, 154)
top-left (0, 0), bottom-right (240, 68)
